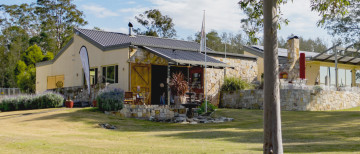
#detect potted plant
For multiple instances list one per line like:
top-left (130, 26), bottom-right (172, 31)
top-left (65, 96), bottom-right (74, 108)
top-left (170, 72), bottom-right (189, 107)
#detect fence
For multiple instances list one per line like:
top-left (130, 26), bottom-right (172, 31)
top-left (0, 88), bottom-right (21, 96)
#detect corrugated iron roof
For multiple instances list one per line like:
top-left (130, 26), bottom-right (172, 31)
top-left (142, 46), bottom-right (229, 68)
top-left (75, 28), bottom-right (212, 51)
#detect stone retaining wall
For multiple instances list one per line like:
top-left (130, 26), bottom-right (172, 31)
top-left (221, 89), bottom-right (360, 111)
top-left (118, 104), bottom-right (190, 120)
top-left (206, 56), bottom-right (258, 106)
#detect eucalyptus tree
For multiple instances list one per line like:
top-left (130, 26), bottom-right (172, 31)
top-left (238, 0), bottom-right (352, 153)
top-left (134, 9), bottom-right (177, 38)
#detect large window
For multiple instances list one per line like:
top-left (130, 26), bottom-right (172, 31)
top-left (320, 66), bottom-right (351, 87)
top-left (102, 65), bottom-right (118, 84)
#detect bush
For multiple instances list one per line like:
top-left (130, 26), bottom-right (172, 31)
top-left (197, 101), bottom-right (217, 115)
top-left (0, 92), bottom-right (64, 112)
top-left (96, 88), bottom-right (124, 111)
top-left (221, 77), bottom-right (254, 92)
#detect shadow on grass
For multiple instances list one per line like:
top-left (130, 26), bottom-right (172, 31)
top-left (21, 108), bottom-right (360, 153)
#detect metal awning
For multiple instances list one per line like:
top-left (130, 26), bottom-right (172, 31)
top-left (311, 43), bottom-right (360, 64)
top-left (140, 46), bottom-right (232, 68)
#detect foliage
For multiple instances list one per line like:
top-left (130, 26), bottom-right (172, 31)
top-left (193, 30), bottom-right (246, 54)
top-left (320, 1), bottom-right (359, 43)
top-left (238, 0), bottom-right (353, 44)
top-left (313, 85), bottom-right (323, 93)
top-left (96, 88), bottom-right (124, 111)
top-left (221, 77), bottom-right (253, 92)
top-left (0, 92), bottom-right (64, 112)
top-left (134, 9), bottom-right (176, 38)
top-left (278, 36), bottom-right (328, 52)
top-left (21, 44), bottom-right (44, 67)
top-left (0, 0), bottom-right (86, 91)
top-left (197, 100), bottom-right (217, 115)
top-left (170, 72), bottom-right (188, 96)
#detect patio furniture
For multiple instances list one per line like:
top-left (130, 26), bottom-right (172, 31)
top-left (124, 91), bottom-right (135, 104)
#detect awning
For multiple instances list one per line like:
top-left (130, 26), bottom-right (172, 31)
top-left (140, 46), bottom-right (231, 68)
top-left (311, 43), bottom-right (360, 64)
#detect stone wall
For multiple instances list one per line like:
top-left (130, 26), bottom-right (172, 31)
top-left (205, 56), bottom-right (258, 106)
top-left (119, 104), bottom-right (188, 120)
top-left (221, 89), bottom-right (360, 111)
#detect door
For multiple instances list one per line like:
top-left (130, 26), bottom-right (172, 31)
top-left (151, 65), bottom-right (167, 105)
top-left (131, 64), bottom-right (151, 104)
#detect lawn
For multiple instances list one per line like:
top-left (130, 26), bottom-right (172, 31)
top-left (0, 107), bottom-right (359, 154)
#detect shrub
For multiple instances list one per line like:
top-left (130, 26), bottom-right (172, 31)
top-left (96, 88), bottom-right (124, 111)
top-left (170, 72), bottom-right (188, 96)
top-left (197, 101), bottom-right (217, 115)
top-left (0, 92), bottom-right (64, 112)
top-left (221, 77), bottom-right (254, 92)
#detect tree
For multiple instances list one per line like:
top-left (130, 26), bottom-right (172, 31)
top-left (15, 45), bottom-right (45, 93)
top-left (239, 0), bottom-right (351, 153)
top-left (134, 9), bottom-right (176, 38)
top-left (278, 36), bottom-right (328, 52)
top-left (320, 1), bottom-right (359, 43)
top-left (35, 0), bottom-right (87, 54)
top-left (194, 30), bottom-right (246, 54)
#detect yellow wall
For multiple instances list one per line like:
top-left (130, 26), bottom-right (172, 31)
top-left (305, 61), bottom-right (360, 86)
top-left (36, 34), bottom-right (130, 93)
top-left (244, 51), bottom-right (263, 81)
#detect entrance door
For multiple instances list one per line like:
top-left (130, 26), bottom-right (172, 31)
top-left (131, 64), bottom-right (151, 104)
top-left (151, 65), bottom-right (168, 105)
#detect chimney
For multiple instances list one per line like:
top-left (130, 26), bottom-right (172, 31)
top-left (128, 22), bottom-right (134, 36)
top-left (286, 36), bottom-right (300, 81)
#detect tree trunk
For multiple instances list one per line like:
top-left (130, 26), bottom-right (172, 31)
top-left (263, 0), bottom-right (283, 153)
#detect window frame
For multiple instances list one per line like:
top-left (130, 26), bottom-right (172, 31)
top-left (102, 64), bottom-right (118, 84)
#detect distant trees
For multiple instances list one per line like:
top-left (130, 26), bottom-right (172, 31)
top-left (0, 0), bottom-right (87, 92)
top-left (279, 36), bottom-right (328, 52)
top-left (192, 30), bottom-right (246, 54)
top-left (134, 9), bottom-right (176, 38)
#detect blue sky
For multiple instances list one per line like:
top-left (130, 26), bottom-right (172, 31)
top-left (3, 0), bottom-right (335, 46)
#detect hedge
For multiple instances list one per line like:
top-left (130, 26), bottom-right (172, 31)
top-left (0, 92), bottom-right (64, 112)
top-left (96, 88), bottom-right (124, 111)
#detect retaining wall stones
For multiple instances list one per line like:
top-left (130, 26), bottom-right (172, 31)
top-left (118, 104), bottom-right (189, 121)
top-left (221, 89), bottom-right (360, 111)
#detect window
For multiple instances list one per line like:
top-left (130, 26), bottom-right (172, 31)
top-left (320, 66), bottom-right (352, 87)
top-left (84, 68), bottom-right (98, 86)
top-left (102, 65), bottom-right (118, 84)
top-left (356, 70), bottom-right (360, 85)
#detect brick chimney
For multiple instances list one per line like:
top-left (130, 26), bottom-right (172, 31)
top-left (286, 36), bottom-right (300, 81)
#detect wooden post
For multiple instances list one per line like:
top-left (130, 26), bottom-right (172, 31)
top-left (167, 64), bottom-right (171, 105)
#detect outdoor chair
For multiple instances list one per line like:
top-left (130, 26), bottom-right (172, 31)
top-left (124, 91), bottom-right (135, 104)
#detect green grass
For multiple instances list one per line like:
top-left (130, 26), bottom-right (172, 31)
top-left (0, 107), bottom-right (359, 153)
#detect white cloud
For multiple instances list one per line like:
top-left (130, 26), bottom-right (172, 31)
top-left (81, 4), bottom-right (119, 18)
top-left (149, 0), bottom-right (244, 33)
top-left (278, 0), bottom-right (332, 42)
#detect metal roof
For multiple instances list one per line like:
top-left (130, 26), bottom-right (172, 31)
top-left (75, 28), bottom-right (212, 52)
top-left (142, 46), bottom-right (230, 68)
top-left (244, 44), bottom-right (360, 65)
top-left (250, 45), bottom-right (319, 58)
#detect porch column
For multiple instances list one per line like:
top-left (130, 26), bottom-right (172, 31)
top-left (167, 64), bottom-right (171, 105)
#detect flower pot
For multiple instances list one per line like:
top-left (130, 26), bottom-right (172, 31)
top-left (92, 100), bottom-right (97, 107)
top-left (174, 96), bottom-right (181, 108)
top-left (66, 100), bottom-right (74, 108)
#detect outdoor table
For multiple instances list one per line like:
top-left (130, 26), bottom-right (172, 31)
top-left (181, 103), bottom-right (199, 118)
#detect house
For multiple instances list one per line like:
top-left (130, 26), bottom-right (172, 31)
top-left (35, 26), bottom-right (258, 105)
top-left (243, 37), bottom-right (360, 88)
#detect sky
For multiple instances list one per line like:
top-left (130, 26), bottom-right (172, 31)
top-left (2, 0), bottom-right (335, 46)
